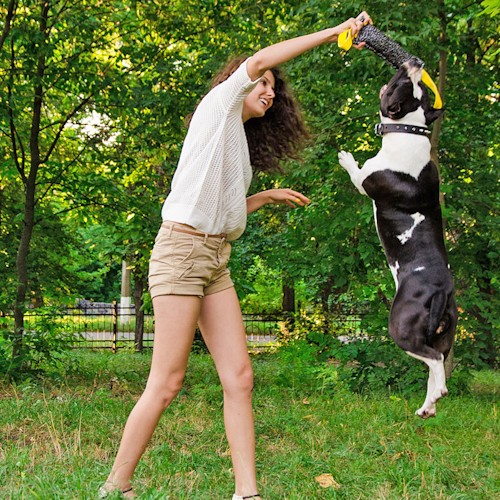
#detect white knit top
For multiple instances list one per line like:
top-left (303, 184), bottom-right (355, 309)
top-left (161, 58), bottom-right (260, 241)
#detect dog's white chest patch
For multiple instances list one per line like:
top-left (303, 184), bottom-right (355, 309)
top-left (397, 212), bottom-right (425, 244)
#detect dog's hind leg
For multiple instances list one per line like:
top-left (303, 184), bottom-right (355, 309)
top-left (338, 151), bottom-right (367, 195)
top-left (416, 369), bottom-right (437, 418)
top-left (406, 351), bottom-right (448, 418)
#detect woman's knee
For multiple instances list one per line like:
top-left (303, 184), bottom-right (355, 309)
top-left (221, 363), bottom-right (254, 397)
top-left (145, 372), bottom-right (185, 408)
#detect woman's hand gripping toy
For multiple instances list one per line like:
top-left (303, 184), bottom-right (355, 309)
top-left (339, 21), bottom-right (442, 109)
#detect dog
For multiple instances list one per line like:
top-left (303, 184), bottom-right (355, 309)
top-left (338, 58), bottom-right (457, 418)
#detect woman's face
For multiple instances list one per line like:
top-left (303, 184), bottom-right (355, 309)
top-left (242, 70), bottom-right (276, 122)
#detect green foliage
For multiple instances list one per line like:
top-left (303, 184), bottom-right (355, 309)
top-left (330, 338), bottom-right (430, 394)
top-left (0, 0), bottom-right (498, 371)
top-left (237, 256), bottom-right (283, 312)
top-left (277, 333), bottom-right (471, 398)
top-left (480, 0), bottom-right (500, 17)
top-left (273, 339), bottom-right (351, 398)
top-left (276, 311), bottom-right (472, 396)
top-left (0, 307), bottom-right (78, 380)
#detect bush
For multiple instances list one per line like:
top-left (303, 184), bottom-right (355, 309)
top-left (0, 307), bottom-right (78, 380)
top-left (275, 323), bottom-right (470, 397)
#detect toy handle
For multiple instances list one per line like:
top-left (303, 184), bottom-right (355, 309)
top-left (338, 29), bottom-right (354, 50)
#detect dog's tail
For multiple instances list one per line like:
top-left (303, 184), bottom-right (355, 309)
top-left (427, 290), bottom-right (450, 339)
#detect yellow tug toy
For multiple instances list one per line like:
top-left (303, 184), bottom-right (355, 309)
top-left (339, 23), bottom-right (443, 109)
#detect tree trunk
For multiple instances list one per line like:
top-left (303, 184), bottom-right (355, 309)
top-left (13, 1), bottom-right (50, 356)
top-left (0, 0), bottom-right (16, 52)
top-left (282, 271), bottom-right (295, 330)
top-left (133, 270), bottom-right (145, 352)
top-left (435, 0), bottom-right (456, 380)
top-left (431, 0), bottom-right (447, 166)
top-left (282, 272), bottom-right (295, 314)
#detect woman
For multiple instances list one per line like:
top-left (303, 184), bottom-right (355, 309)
top-left (101, 11), bottom-right (371, 499)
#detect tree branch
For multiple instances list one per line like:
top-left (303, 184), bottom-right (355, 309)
top-left (8, 38), bottom-right (26, 182)
top-left (35, 142), bottom-right (89, 205)
top-left (0, 0), bottom-right (17, 53)
top-left (41, 93), bottom-right (94, 164)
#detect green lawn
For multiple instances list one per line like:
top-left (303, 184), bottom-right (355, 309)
top-left (0, 350), bottom-right (498, 499)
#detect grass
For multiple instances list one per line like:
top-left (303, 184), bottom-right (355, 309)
top-left (0, 350), bottom-right (498, 499)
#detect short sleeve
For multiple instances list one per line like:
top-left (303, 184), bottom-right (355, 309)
top-left (210, 58), bottom-right (260, 113)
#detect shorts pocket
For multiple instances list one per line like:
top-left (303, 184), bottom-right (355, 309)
top-left (176, 261), bottom-right (194, 280)
top-left (171, 234), bottom-right (196, 280)
top-left (150, 232), bottom-right (195, 278)
top-left (174, 236), bottom-right (195, 266)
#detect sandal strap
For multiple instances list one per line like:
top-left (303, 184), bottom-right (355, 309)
top-left (242, 495), bottom-right (260, 499)
top-left (99, 484), bottom-right (133, 498)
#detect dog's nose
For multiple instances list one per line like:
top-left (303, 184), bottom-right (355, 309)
top-left (379, 85), bottom-right (388, 98)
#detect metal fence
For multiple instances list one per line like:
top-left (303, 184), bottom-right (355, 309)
top-left (0, 302), bottom-right (366, 352)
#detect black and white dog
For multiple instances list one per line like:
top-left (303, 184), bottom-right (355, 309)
top-left (338, 58), bottom-right (457, 418)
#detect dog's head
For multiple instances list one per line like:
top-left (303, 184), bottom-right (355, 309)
top-left (379, 58), bottom-right (444, 125)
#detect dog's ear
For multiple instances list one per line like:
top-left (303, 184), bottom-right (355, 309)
top-left (425, 107), bottom-right (445, 125)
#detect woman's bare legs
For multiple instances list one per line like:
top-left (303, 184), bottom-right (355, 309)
top-left (103, 295), bottom-right (201, 494)
top-left (198, 287), bottom-right (260, 498)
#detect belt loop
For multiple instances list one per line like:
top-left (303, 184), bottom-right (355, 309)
top-left (167, 224), bottom-right (174, 237)
top-left (203, 233), bottom-right (208, 244)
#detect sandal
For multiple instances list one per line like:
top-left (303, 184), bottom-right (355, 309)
top-left (232, 494), bottom-right (261, 500)
top-left (99, 485), bottom-right (134, 498)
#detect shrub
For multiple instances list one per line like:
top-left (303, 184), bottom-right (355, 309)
top-left (0, 307), bottom-right (77, 380)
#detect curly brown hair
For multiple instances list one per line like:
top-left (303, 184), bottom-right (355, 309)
top-left (193, 55), bottom-right (311, 173)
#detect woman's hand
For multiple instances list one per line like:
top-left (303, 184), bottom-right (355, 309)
top-left (333, 11), bottom-right (372, 49)
top-left (247, 189), bottom-right (311, 214)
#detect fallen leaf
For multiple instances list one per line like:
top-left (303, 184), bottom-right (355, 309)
top-left (315, 473), bottom-right (341, 489)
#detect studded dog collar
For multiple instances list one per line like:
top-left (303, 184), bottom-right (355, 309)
top-left (375, 123), bottom-right (431, 137)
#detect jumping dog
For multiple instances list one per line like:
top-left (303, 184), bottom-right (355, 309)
top-left (338, 58), bottom-right (457, 418)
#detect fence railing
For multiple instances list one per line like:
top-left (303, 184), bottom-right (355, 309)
top-left (0, 302), bottom-right (366, 352)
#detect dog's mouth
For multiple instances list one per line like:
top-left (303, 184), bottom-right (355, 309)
top-left (379, 84), bottom-right (403, 118)
top-left (404, 57), bottom-right (425, 73)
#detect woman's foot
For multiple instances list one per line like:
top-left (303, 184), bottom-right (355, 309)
top-left (99, 482), bottom-right (135, 498)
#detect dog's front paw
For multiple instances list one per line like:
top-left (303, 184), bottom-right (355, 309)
top-left (338, 151), bottom-right (366, 195)
top-left (338, 150), bottom-right (358, 171)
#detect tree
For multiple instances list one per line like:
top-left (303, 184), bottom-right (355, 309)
top-left (0, 0), bottom-right (154, 355)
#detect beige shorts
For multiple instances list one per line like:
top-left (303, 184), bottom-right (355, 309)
top-left (148, 222), bottom-right (233, 299)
